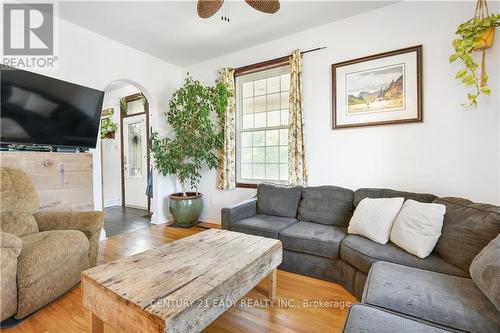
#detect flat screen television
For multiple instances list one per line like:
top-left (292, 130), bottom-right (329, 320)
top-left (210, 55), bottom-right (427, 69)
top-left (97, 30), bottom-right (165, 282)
top-left (1, 66), bottom-right (104, 149)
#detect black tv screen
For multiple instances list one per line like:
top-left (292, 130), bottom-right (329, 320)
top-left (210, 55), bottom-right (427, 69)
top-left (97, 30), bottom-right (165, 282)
top-left (1, 66), bottom-right (104, 149)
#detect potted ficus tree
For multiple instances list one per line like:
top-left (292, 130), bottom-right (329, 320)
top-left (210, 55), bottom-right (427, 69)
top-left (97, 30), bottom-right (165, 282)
top-left (449, 0), bottom-right (499, 106)
top-left (150, 75), bottom-right (229, 227)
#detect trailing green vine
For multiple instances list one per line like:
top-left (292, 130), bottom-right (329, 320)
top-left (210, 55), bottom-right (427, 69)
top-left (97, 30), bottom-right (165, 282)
top-left (449, 14), bottom-right (500, 107)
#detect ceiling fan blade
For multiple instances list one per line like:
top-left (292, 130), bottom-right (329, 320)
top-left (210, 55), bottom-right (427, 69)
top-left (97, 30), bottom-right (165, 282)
top-left (197, 0), bottom-right (224, 18)
top-left (245, 0), bottom-right (280, 14)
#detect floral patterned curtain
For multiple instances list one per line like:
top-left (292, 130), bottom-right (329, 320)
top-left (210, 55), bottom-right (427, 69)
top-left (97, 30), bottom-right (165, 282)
top-left (216, 68), bottom-right (236, 190)
top-left (288, 50), bottom-right (308, 186)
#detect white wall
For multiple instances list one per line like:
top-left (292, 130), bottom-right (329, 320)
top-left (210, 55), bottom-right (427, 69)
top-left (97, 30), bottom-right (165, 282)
top-left (185, 1), bottom-right (500, 224)
top-left (26, 16), bottom-right (182, 223)
top-left (101, 85), bottom-right (141, 208)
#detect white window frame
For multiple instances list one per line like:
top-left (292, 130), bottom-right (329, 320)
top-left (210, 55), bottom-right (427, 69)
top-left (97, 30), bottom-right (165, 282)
top-left (235, 66), bottom-right (290, 186)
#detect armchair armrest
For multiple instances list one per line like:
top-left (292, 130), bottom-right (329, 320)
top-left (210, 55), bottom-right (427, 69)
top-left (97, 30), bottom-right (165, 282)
top-left (1, 232), bottom-right (22, 321)
top-left (34, 211), bottom-right (104, 267)
top-left (221, 197), bottom-right (257, 230)
top-left (34, 211), bottom-right (103, 239)
top-left (0, 232), bottom-right (22, 256)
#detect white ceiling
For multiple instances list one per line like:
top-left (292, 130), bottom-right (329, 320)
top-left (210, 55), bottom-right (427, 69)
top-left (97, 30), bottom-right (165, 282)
top-left (60, 1), bottom-right (396, 67)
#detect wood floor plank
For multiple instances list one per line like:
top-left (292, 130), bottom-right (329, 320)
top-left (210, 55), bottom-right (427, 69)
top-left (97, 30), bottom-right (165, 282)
top-left (2, 224), bottom-right (357, 333)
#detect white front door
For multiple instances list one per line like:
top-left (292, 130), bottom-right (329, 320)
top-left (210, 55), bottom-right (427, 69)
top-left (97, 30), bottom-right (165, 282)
top-left (123, 115), bottom-right (148, 209)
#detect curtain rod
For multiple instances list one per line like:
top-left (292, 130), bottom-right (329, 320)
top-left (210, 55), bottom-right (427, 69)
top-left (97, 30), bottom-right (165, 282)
top-left (234, 47), bottom-right (327, 77)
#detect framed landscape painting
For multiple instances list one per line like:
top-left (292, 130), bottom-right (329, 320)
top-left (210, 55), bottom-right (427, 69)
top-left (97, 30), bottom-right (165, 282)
top-left (332, 45), bottom-right (422, 129)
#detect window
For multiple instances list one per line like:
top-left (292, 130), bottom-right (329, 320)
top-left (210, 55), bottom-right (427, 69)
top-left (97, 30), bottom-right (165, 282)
top-left (236, 66), bottom-right (290, 186)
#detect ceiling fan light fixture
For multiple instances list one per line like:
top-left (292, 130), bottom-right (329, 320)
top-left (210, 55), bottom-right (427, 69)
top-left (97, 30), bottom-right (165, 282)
top-left (197, 0), bottom-right (280, 19)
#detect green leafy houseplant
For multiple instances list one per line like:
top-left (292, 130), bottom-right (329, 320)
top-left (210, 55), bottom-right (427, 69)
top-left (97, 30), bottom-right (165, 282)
top-left (449, 13), bottom-right (500, 106)
top-left (118, 97), bottom-right (127, 116)
top-left (150, 75), bottom-right (229, 196)
top-left (100, 117), bottom-right (118, 139)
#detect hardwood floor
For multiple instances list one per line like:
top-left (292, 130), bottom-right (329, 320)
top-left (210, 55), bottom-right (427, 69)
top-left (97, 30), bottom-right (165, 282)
top-left (2, 225), bottom-right (357, 333)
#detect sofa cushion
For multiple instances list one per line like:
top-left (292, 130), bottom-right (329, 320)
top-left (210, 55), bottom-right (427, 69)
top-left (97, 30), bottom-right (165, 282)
top-left (279, 222), bottom-right (346, 259)
top-left (343, 304), bottom-right (450, 333)
top-left (353, 188), bottom-right (436, 207)
top-left (298, 185), bottom-right (353, 226)
top-left (340, 235), bottom-right (468, 277)
top-left (17, 230), bottom-right (90, 318)
top-left (257, 183), bottom-right (302, 218)
top-left (470, 234), bottom-right (500, 311)
top-left (230, 214), bottom-right (298, 239)
top-left (434, 197), bottom-right (500, 272)
top-left (363, 261), bottom-right (500, 332)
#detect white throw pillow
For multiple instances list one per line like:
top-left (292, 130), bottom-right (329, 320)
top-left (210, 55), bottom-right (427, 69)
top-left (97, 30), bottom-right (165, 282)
top-left (348, 197), bottom-right (404, 244)
top-left (390, 199), bottom-right (446, 258)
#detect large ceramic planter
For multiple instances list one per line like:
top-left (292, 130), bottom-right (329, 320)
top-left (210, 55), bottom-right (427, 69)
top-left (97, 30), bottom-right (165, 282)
top-left (169, 192), bottom-right (203, 228)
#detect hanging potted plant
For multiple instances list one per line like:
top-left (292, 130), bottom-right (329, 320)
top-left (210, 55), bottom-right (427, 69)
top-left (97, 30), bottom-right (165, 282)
top-left (150, 75), bottom-right (229, 227)
top-left (100, 117), bottom-right (118, 139)
top-left (449, 0), bottom-right (499, 106)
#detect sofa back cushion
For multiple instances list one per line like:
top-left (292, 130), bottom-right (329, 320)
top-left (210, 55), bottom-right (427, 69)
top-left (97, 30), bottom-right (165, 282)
top-left (434, 197), bottom-right (500, 272)
top-left (0, 168), bottom-right (39, 237)
top-left (353, 188), bottom-right (436, 207)
top-left (257, 183), bottom-right (302, 218)
top-left (298, 185), bottom-right (353, 226)
top-left (470, 234), bottom-right (500, 312)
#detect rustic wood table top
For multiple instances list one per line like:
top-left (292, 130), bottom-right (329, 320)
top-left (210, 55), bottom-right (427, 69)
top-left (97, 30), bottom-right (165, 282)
top-left (81, 229), bottom-right (282, 333)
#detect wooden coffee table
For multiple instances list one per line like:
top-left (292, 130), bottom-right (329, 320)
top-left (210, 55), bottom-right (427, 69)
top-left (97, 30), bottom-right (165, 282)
top-left (81, 229), bottom-right (282, 333)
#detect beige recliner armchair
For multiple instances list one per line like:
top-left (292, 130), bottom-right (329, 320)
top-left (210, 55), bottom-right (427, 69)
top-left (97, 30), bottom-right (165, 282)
top-left (0, 167), bottom-right (103, 320)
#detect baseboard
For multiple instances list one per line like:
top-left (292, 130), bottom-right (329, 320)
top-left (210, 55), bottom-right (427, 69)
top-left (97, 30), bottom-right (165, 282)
top-left (104, 198), bottom-right (121, 208)
top-left (150, 213), bottom-right (169, 225)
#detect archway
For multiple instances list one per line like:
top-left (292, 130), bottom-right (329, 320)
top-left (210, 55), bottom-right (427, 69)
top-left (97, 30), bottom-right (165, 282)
top-left (99, 79), bottom-right (153, 237)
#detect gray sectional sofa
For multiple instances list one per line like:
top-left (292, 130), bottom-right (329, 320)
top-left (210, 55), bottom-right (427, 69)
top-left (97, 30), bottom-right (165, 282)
top-left (221, 184), bottom-right (500, 332)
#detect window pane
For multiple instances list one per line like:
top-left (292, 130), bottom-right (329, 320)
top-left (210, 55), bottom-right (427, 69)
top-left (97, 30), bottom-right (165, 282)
top-left (267, 93), bottom-right (280, 111)
top-left (242, 82), bottom-right (253, 98)
top-left (266, 130), bottom-right (279, 146)
top-left (266, 147), bottom-right (279, 163)
top-left (241, 163), bottom-right (252, 179)
top-left (280, 92), bottom-right (289, 109)
top-left (267, 111), bottom-right (280, 127)
top-left (254, 95), bottom-right (266, 113)
top-left (279, 129), bottom-right (288, 146)
top-left (243, 97), bottom-right (253, 114)
top-left (236, 68), bottom-right (291, 185)
top-left (281, 109), bottom-right (289, 126)
top-left (254, 79), bottom-right (266, 96)
top-left (127, 122), bottom-right (142, 177)
top-left (241, 147), bottom-right (252, 163)
top-left (253, 131), bottom-right (265, 146)
top-left (253, 164), bottom-right (265, 179)
top-left (126, 99), bottom-right (144, 115)
top-left (243, 114), bottom-right (253, 129)
top-left (279, 164), bottom-right (288, 181)
top-left (254, 112), bottom-right (266, 128)
top-left (253, 147), bottom-right (265, 163)
top-left (241, 132), bottom-right (252, 147)
top-left (267, 76), bottom-right (280, 94)
top-left (266, 164), bottom-right (279, 180)
top-left (281, 74), bottom-right (290, 91)
top-left (279, 146), bottom-right (288, 163)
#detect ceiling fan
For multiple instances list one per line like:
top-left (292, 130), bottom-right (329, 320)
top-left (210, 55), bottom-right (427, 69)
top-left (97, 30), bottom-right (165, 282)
top-left (197, 0), bottom-right (280, 19)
